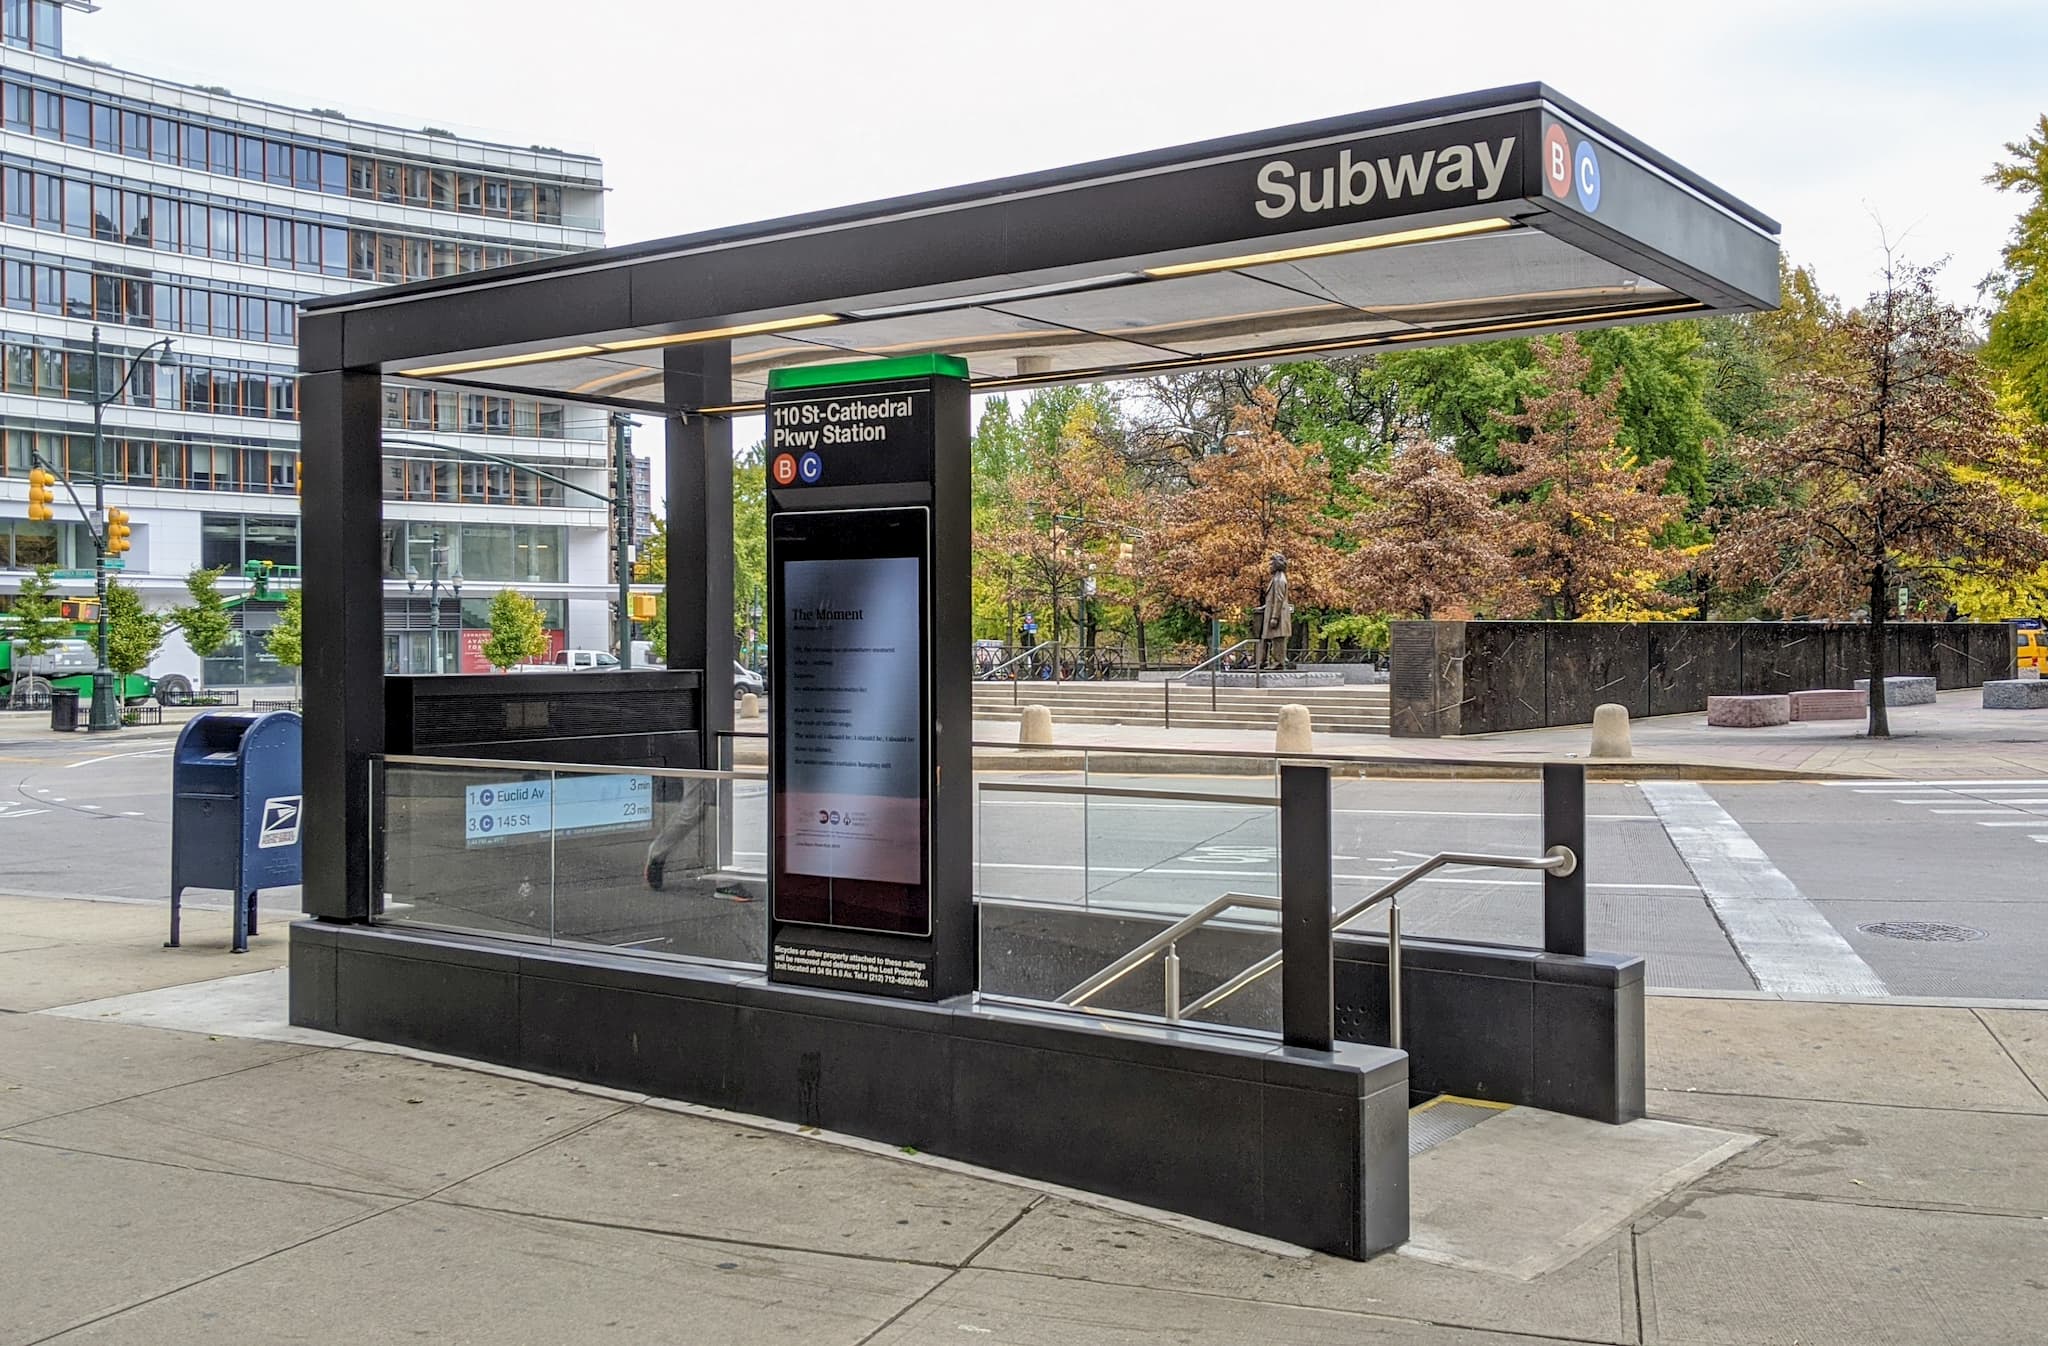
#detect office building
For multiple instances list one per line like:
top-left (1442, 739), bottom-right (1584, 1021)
top-left (1, 0), bottom-right (622, 685)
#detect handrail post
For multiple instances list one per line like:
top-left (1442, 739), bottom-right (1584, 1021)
top-left (1387, 899), bottom-right (1402, 1050)
top-left (1543, 762), bottom-right (1587, 956)
top-left (1164, 942), bottom-right (1181, 1021)
top-left (1279, 763), bottom-right (1333, 1050)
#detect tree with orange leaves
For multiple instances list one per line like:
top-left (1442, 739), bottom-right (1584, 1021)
top-left (1498, 337), bottom-right (1688, 620)
top-left (1148, 389), bottom-right (1336, 633)
top-left (1336, 439), bottom-right (1515, 619)
top-left (1713, 257), bottom-right (2048, 736)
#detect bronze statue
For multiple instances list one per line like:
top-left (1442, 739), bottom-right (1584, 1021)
top-left (1257, 553), bottom-right (1292, 669)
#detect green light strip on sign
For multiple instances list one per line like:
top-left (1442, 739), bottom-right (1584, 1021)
top-left (768, 353), bottom-right (970, 391)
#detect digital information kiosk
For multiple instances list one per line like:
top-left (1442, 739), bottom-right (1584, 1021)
top-left (764, 355), bottom-right (974, 1000)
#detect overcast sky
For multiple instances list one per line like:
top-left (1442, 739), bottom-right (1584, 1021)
top-left (67, 0), bottom-right (2048, 502)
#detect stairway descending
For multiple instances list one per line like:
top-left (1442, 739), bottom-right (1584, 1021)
top-left (972, 680), bottom-right (1390, 734)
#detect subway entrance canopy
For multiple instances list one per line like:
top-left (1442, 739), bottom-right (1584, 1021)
top-left (304, 84), bottom-right (1777, 413)
top-left (291, 84), bottom-right (1778, 1259)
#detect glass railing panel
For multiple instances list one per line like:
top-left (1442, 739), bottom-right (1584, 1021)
top-left (1081, 749), bottom-right (1279, 921)
top-left (375, 757), bottom-right (556, 941)
top-left (546, 765), bottom-right (765, 965)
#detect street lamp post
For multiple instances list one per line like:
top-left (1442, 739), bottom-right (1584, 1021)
top-left (611, 413), bottom-right (634, 669)
top-left (405, 540), bottom-right (461, 674)
top-left (86, 326), bottom-right (174, 731)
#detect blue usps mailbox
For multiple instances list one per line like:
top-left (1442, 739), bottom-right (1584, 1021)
top-left (169, 710), bottom-right (302, 953)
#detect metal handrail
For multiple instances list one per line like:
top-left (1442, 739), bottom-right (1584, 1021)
top-left (1059, 891), bottom-right (1281, 1017)
top-left (1056, 844), bottom-right (1576, 1050)
top-left (980, 638), bottom-right (1059, 691)
top-left (1177, 639), bottom-right (1266, 714)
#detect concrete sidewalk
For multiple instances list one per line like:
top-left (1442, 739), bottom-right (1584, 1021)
top-left (969, 688), bottom-right (2048, 780)
top-left (3, 891), bottom-right (2045, 1344)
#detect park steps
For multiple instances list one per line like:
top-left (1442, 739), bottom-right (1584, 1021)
top-left (971, 681), bottom-right (1390, 733)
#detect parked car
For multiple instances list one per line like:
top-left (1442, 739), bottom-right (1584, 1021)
top-left (733, 661), bottom-right (765, 697)
top-left (511, 649), bottom-right (619, 673)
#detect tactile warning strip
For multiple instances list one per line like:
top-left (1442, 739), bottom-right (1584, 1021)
top-left (1408, 1096), bottom-right (1512, 1156)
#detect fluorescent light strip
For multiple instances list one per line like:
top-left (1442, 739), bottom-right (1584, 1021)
top-left (399, 345), bottom-right (605, 378)
top-left (1143, 218), bottom-right (1515, 279)
top-left (594, 313), bottom-right (840, 353)
top-left (398, 314), bottom-right (840, 379)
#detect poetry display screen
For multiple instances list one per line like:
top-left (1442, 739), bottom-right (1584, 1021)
top-left (770, 507), bottom-right (930, 934)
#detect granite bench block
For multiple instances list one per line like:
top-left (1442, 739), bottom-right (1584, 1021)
top-left (1853, 676), bottom-right (1936, 706)
top-left (1707, 694), bottom-right (1790, 727)
top-left (1984, 679), bottom-right (2048, 709)
top-left (1789, 689), bottom-right (1867, 721)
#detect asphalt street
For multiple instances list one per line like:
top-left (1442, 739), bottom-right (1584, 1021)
top-left (3, 731), bottom-right (2042, 1000)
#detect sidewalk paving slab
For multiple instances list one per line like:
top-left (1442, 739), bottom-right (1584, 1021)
top-left (1647, 1087), bottom-right (2048, 1215)
top-left (1635, 1189), bottom-right (2048, 1346)
top-left (0, 1011), bottom-right (312, 1130)
top-left (5, 1048), bottom-right (630, 1198)
top-left (36, 1200), bottom-right (949, 1346)
top-left (1975, 1008), bottom-right (2048, 1100)
top-left (0, 1138), bottom-right (397, 1346)
top-left (1645, 996), bottom-right (2048, 1112)
top-left (972, 1196), bottom-right (1643, 1344)
top-left (867, 1267), bottom-right (1585, 1346)
top-left (437, 1104), bottom-right (1038, 1266)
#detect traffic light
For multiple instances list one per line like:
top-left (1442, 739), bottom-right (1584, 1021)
top-left (105, 507), bottom-right (132, 555)
top-left (629, 592), bottom-right (658, 621)
top-left (27, 468), bottom-right (55, 521)
top-left (294, 457), bottom-right (302, 495)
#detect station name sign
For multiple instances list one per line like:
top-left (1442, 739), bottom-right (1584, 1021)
top-left (769, 383), bottom-right (935, 492)
top-left (1254, 134), bottom-right (1517, 220)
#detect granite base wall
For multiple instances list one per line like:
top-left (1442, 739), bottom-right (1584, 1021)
top-left (1391, 621), bottom-right (2015, 737)
top-left (290, 919), bottom-right (1411, 1258)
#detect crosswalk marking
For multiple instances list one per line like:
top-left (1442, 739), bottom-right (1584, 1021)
top-left (1643, 782), bottom-right (1886, 997)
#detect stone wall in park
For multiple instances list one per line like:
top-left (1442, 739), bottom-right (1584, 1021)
top-left (1389, 620), bottom-right (2014, 738)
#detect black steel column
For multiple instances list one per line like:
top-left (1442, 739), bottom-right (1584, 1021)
top-left (1279, 763), bottom-right (1334, 1050)
top-left (298, 363), bottom-right (383, 921)
top-left (1542, 762), bottom-right (1586, 956)
top-left (664, 344), bottom-right (733, 767)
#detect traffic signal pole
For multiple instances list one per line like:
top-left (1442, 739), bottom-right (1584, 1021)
top-left (612, 414), bottom-right (633, 670)
top-left (89, 326), bottom-right (114, 731)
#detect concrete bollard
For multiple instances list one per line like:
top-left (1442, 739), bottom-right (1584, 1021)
top-left (1276, 704), bottom-right (1313, 753)
top-left (739, 692), bottom-right (760, 720)
top-left (1589, 703), bottom-right (1633, 758)
top-left (1020, 704), bottom-right (1054, 745)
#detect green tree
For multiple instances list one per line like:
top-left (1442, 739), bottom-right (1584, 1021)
top-left (1983, 115), bottom-right (2048, 423)
top-left (103, 578), bottom-right (165, 701)
top-left (10, 564), bottom-right (65, 664)
top-left (732, 442), bottom-right (766, 640)
top-left (264, 589), bottom-right (303, 671)
top-left (1579, 324), bottom-right (1721, 505)
top-left (169, 567), bottom-right (232, 667)
top-left (480, 588), bottom-right (549, 670)
top-left (634, 517), bottom-right (667, 663)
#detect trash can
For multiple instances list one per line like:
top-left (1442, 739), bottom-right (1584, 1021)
top-left (49, 688), bottom-right (79, 732)
top-left (168, 710), bottom-right (302, 953)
